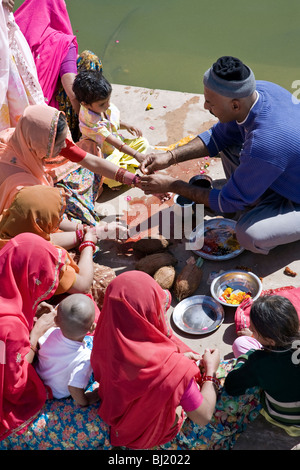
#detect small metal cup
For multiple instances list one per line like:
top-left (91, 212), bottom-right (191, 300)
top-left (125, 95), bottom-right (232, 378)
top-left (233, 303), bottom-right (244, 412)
top-left (189, 174), bottom-right (213, 189)
top-left (173, 194), bottom-right (195, 217)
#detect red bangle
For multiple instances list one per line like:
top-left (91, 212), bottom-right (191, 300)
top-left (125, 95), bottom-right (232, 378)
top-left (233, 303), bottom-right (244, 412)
top-left (60, 138), bottom-right (87, 162)
top-left (114, 167), bottom-right (127, 184)
top-left (79, 241), bottom-right (96, 253)
top-left (118, 142), bottom-right (126, 152)
top-left (76, 228), bottom-right (84, 244)
top-left (200, 375), bottom-right (220, 391)
top-left (114, 167), bottom-right (139, 186)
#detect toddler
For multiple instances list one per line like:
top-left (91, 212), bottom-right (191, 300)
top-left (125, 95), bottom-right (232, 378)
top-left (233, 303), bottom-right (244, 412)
top-left (35, 293), bottom-right (99, 406)
top-left (72, 69), bottom-right (149, 187)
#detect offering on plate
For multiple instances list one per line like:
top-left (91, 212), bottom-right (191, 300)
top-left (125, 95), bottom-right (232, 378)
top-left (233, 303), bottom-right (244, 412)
top-left (202, 227), bottom-right (240, 256)
top-left (190, 218), bottom-right (244, 261)
top-left (220, 287), bottom-right (252, 305)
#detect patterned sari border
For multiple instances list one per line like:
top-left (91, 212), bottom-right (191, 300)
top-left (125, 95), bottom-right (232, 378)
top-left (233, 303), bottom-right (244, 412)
top-left (46, 109), bottom-right (60, 159)
top-left (32, 247), bottom-right (64, 311)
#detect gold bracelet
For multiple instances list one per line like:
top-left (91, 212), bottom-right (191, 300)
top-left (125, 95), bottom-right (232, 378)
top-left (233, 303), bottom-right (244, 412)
top-left (167, 149), bottom-right (178, 165)
top-left (30, 343), bottom-right (38, 354)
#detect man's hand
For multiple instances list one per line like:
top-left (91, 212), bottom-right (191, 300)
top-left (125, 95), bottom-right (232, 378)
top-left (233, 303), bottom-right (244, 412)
top-left (139, 173), bottom-right (176, 194)
top-left (139, 151), bottom-right (173, 174)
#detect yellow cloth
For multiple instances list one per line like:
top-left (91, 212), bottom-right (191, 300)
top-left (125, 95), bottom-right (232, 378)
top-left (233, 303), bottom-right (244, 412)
top-left (155, 134), bottom-right (196, 151)
top-left (260, 408), bottom-right (300, 436)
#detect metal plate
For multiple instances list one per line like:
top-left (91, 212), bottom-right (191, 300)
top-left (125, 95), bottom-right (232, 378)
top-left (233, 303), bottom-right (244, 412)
top-left (172, 295), bottom-right (225, 335)
top-left (189, 218), bottom-right (244, 261)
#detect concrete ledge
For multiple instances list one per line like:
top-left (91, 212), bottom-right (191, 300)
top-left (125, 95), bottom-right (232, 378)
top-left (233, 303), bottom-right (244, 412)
top-left (111, 83), bottom-right (217, 145)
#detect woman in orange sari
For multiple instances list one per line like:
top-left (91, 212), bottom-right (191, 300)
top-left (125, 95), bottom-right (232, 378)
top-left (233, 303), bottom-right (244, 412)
top-left (0, 184), bottom-right (117, 302)
top-left (0, 182), bottom-right (96, 295)
top-left (0, 185), bottom-right (79, 250)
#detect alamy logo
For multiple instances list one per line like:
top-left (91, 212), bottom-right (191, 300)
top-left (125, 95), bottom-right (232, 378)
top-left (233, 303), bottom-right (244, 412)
top-left (291, 340), bottom-right (300, 365)
top-left (99, 199), bottom-right (205, 250)
top-left (291, 81), bottom-right (300, 104)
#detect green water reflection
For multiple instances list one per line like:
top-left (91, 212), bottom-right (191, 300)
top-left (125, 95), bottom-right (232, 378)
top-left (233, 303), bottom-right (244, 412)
top-left (15, 0), bottom-right (300, 94)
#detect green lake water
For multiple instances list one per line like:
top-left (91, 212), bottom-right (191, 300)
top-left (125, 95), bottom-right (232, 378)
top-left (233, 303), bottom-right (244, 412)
top-left (15, 0), bottom-right (300, 95)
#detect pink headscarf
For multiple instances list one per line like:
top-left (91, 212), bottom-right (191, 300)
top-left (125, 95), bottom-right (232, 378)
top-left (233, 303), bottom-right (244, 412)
top-left (0, 104), bottom-right (79, 213)
top-left (0, 104), bottom-right (58, 213)
top-left (91, 271), bottom-right (200, 449)
top-left (0, 233), bottom-right (67, 441)
top-left (15, 0), bottom-right (78, 108)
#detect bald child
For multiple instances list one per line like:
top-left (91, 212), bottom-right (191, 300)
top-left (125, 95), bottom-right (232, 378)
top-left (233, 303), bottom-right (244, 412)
top-left (35, 294), bottom-right (99, 406)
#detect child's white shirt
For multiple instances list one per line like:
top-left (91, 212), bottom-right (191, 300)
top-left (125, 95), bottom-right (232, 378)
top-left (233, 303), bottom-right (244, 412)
top-left (35, 327), bottom-right (92, 399)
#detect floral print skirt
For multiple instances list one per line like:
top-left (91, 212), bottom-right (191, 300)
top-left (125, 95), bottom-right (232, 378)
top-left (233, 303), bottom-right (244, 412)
top-left (57, 167), bottom-right (102, 226)
top-left (157, 387), bottom-right (261, 450)
top-left (0, 398), bottom-right (112, 450)
top-left (0, 360), bottom-right (261, 450)
top-left (153, 358), bottom-right (262, 451)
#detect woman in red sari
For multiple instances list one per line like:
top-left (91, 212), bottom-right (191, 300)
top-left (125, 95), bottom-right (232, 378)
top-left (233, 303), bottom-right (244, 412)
top-left (0, 233), bottom-right (111, 450)
top-left (91, 270), bottom-right (262, 450)
top-left (0, 233), bottom-right (67, 440)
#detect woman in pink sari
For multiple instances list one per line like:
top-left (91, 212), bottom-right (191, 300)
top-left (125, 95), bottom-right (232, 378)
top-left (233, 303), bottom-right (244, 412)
top-left (14, 0), bottom-right (78, 112)
top-left (14, 0), bottom-right (103, 142)
top-left (0, 103), bottom-right (139, 225)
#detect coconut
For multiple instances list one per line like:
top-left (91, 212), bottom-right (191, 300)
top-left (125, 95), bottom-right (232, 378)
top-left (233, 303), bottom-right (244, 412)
top-left (154, 265), bottom-right (176, 289)
top-left (135, 252), bottom-right (177, 276)
top-left (174, 257), bottom-right (203, 301)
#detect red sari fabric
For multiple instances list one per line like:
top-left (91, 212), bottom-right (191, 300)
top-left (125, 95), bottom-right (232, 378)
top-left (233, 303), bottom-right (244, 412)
top-left (15, 0), bottom-right (78, 108)
top-left (0, 233), bottom-right (67, 441)
top-left (235, 285), bottom-right (300, 333)
top-left (91, 271), bottom-right (200, 449)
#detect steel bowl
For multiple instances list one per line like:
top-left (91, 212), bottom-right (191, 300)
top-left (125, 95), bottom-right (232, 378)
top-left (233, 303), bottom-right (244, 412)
top-left (210, 270), bottom-right (262, 307)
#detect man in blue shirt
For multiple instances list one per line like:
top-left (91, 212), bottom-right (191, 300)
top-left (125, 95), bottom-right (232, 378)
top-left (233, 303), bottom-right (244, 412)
top-left (140, 56), bottom-right (300, 254)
